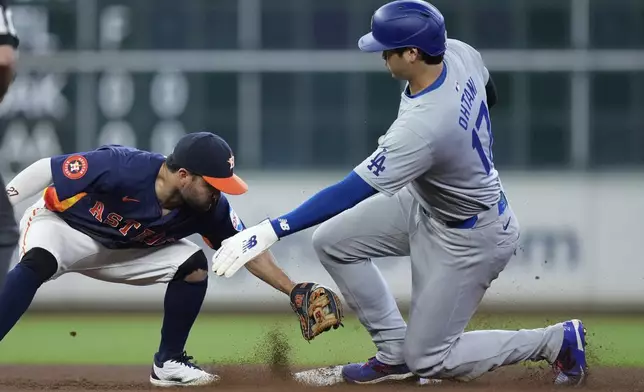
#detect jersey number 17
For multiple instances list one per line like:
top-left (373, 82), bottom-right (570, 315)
top-left (471, 100), bottom-right (494, 175)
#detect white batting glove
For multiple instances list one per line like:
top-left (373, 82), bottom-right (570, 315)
top-left (211, 219), bottom-right (279, 278)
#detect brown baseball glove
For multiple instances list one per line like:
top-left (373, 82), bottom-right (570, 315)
top-left (290, 282), bottom-right (344, 341)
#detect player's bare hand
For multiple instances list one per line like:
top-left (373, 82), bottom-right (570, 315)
top-left (211, 219), bottom-right (279, 278)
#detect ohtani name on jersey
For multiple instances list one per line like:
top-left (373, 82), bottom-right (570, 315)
top-left (88, 201), bottom-right (174, 246)
top-left (458, 77), bottom-right (478, 131)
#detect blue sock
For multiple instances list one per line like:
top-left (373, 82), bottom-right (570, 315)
top-left (156, 278), bottom-right (207, 362)
top-left (0, 263), bottom-right (44, 341)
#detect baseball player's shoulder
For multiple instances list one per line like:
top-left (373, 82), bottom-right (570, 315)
top-left (446, 38), bottom-right (481, 55)
top-left (446, 38), bottom-right (485, 64)
top-left (96, 144), bottom-right (165, 165)
top-left (445, 38), bottom-right (489, 83)
top-left (384, 109), bottom-right (446, 146)
top-left (88, 145), bottom-right (166, 187)
top-left (400, 84), bottom-right (460, 119)
top-left (95, 144), bottom-right (157, 157)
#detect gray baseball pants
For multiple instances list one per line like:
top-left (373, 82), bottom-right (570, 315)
top-left (312, 188), bottom-right (564, 381)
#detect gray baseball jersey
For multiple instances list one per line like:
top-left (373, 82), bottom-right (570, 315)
top-left (354, 39), bottom-right (500, 222)
top-left (312, 38), bottom-right (566, 382)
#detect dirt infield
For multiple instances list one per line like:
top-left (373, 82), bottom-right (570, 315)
top-left (0, 364), bottom-right (640, 392)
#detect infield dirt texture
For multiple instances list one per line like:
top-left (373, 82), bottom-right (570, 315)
top-left (0, 364), bottom-right (641, 391)
top-left (1, 313), bottom-right (642, 391)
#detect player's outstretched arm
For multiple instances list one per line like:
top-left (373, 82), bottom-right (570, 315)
top-left (244, 250), bottom-right (344, 342)
top-left (212, 126), bottom-right (433, 278)
top-left (211, 171), bottom-right (377, 278)
top-left (244, 250), bottom-right (296, 295)
top-left (5, 158), bottom-right (53, 206)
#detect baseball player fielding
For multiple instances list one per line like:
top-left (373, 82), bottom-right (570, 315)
top-left (1, 132), bottom-right (342, 387)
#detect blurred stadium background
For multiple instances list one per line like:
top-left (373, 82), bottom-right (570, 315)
top-left (1, 0), bottom-right (643, 316)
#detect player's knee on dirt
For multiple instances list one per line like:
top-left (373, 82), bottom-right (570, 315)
top-left (19, 248), bottom-right (58, 283)
top-left (173, 250), bottom-right (208, 283)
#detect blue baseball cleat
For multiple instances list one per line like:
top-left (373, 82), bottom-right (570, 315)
top-left (553, 319), bottom-right (588, 386)
top-left (342, 357), bottom-right (416, 384)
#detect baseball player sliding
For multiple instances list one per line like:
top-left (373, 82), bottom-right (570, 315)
top-left (0, 132), bottom-right (343, 387)
top-left (212, 0), bottom-right (587, 386)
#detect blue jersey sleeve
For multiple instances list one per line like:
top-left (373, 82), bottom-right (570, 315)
top-left (50, 146), bottom-right (121, 201)
top-left (269, 171), bottom-right (377, 238)
top-left (199, 195), bottom-right (246, 249)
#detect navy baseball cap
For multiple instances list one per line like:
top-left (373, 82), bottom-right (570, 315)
top-left (169, 132), bottom-right (248, 195)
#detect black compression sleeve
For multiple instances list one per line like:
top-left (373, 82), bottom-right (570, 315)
top-left (486, 75), bottom-right (497, 109)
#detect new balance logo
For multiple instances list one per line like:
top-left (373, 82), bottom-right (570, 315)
top-left (242, 235), bottom-right (258, 253)
top-left (278, 218), bottom-right (290, 231)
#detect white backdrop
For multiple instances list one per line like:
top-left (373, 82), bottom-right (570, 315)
top-left (8, 171), bottom-right (644, 313)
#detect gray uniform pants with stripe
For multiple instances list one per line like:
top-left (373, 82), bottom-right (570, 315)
top-left (311, 188), bottom-right (564, 381)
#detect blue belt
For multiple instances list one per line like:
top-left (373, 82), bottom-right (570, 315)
top-left (444, 192), bottom-right (508, 229)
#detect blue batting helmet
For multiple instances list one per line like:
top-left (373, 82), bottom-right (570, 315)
top-left (358, 0), bottom-right (447, 57)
